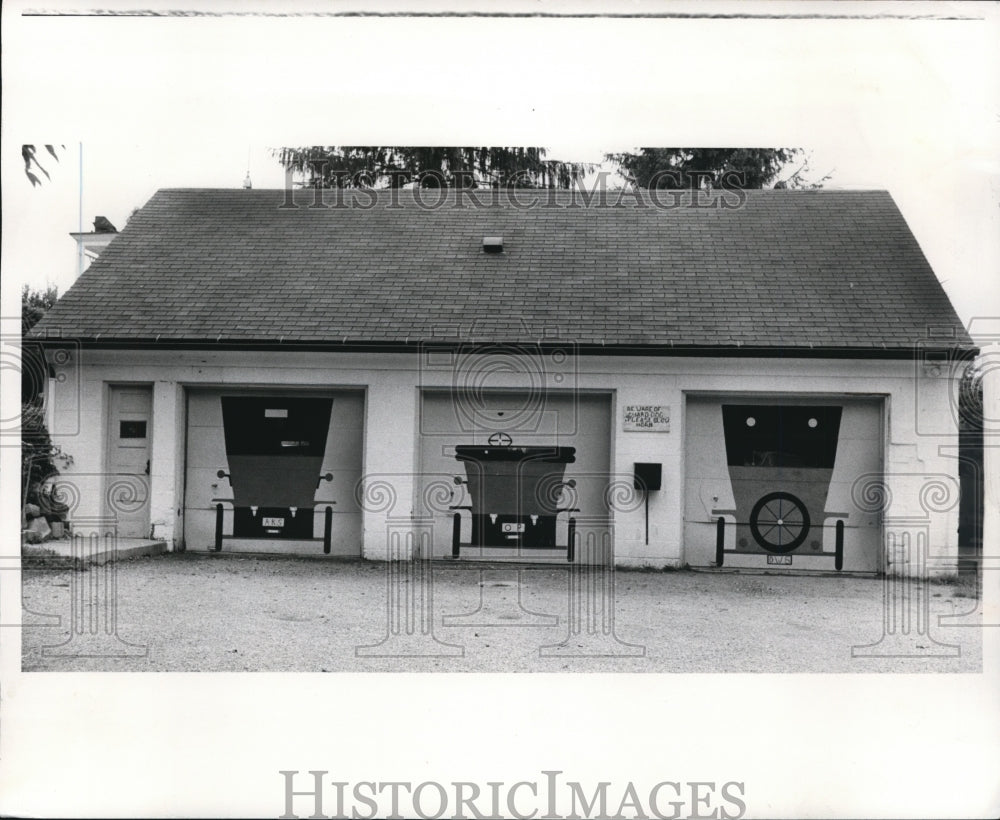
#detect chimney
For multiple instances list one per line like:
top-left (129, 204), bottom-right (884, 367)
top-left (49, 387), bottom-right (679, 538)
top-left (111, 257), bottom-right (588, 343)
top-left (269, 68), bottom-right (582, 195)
top-left (70, 215), bottom-right (120, 279)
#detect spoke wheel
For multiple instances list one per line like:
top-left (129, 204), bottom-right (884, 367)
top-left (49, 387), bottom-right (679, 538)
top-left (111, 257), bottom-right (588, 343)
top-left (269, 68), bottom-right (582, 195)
top-left (749, 491), bottom-right (810, 553)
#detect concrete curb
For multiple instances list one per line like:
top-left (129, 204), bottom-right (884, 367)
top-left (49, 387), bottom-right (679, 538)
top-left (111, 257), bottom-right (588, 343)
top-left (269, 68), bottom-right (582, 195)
top-left (22, 539), bottom-right (168, 568)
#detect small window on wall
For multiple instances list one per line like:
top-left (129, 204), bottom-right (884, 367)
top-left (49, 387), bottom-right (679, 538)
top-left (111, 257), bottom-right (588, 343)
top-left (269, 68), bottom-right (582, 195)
top-left (721, 405), bottom-right (842, 469)
top-left (220, 396), bottom-right (334, 457)
top-left (119, 420), bottom-right (147, 439)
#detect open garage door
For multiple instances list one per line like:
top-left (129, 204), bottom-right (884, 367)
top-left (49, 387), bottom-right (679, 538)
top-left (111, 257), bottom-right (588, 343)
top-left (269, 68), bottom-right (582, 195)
top-left (183, 389), bottom-right (363, 555)
top-left (419, 391), bottom-right (612, 563)
top-left (684, 396), bottom-right (883, 572)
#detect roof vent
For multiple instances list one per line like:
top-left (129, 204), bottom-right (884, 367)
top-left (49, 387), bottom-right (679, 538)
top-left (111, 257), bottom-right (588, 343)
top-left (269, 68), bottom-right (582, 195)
top-left (482, 236), bottom-right (503, 254)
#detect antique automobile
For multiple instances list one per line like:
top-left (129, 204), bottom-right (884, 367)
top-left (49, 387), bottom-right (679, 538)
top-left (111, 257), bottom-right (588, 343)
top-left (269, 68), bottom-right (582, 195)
top-left (450, 438), bottom-right (578, 560)
top-left (212, 396), bottom-right (337, 551)
top-left (713, 404), bottom-right (848, 569)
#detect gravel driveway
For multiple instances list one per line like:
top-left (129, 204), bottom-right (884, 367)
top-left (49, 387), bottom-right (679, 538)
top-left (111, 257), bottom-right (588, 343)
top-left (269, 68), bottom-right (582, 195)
top-left (21, 554), bottom-right (982, 672)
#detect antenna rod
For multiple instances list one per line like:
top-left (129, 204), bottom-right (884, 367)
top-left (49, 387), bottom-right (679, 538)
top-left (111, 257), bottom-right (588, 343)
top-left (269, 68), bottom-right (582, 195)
top-left (78, 142), bottom-right (84, 279)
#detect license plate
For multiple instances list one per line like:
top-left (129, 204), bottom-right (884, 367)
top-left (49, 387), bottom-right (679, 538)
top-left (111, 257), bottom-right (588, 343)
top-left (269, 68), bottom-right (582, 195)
top-left (502, 523), bottom-right (525, 533)
top-left (767, 555), bottom-right (792, 565)
top-left (262, 517), bottom-right (284, 528)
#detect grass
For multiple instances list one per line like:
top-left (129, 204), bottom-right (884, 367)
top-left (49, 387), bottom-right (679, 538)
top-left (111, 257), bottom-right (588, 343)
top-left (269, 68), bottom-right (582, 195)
top-left (930, 572), bottom-right (981, 599)
top-left (20, 544), bottom-right (78, 570)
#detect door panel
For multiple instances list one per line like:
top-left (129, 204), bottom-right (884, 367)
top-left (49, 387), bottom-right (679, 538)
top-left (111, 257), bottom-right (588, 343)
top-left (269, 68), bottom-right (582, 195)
top-left (107, 386), bottom-right (152, 538)
top-left (419, 391), bottom-right (612, 562)
top-left (684, 396), bottom-right (883, 572)
top-left (183, 390), bottom-right (363, 554)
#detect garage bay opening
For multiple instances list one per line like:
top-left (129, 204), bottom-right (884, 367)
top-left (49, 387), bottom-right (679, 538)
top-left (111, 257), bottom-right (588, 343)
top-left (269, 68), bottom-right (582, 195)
top-left (684, 396), bottom-right (883, 573)
top-left (182, 389), bottom-right (364, 556)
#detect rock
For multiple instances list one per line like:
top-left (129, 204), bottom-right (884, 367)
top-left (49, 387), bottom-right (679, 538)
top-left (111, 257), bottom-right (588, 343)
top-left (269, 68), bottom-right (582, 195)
top-left (26, 516), bottom-right (51, 541)
top-left (24, 503), bottom-right (41, 518)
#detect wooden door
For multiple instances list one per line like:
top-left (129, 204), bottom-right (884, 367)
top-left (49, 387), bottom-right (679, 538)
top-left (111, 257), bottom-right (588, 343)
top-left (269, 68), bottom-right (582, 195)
top-left (106, 386), bottom-right (152, 538)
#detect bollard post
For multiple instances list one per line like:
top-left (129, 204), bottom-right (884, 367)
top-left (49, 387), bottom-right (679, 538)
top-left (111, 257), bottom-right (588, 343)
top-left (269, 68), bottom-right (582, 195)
top-left (214, 503), bottom-right (224, 552)
top-left (835, 519), bottom-right (845, 571)
top-left (323, 506), bottom-right (333, 555)
top-left (715, 516), bottom-right (726, 567)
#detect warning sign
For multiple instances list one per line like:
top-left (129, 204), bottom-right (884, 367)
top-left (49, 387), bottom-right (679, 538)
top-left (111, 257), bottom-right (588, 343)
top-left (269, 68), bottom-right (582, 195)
top-left (623, 405), bottom-right (670, 432)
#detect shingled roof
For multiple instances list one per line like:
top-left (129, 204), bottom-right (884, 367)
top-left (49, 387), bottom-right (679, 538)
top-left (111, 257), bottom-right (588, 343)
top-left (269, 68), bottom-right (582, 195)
top-left (31, 187), bottom-right (973, 355)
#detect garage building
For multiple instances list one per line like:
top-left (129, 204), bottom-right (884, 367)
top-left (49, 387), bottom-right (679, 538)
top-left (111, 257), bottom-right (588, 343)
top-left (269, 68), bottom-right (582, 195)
top-left (31, 187), bottom-right (975, 575)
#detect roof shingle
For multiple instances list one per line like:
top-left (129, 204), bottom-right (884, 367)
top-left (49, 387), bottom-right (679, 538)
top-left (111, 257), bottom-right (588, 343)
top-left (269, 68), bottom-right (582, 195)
top-left (31, 187), bottom-right (973, 354)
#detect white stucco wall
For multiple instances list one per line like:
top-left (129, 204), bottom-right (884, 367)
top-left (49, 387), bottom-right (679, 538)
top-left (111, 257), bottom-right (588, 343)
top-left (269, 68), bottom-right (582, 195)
top-left (44, 346), bottom-right (962, 575)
